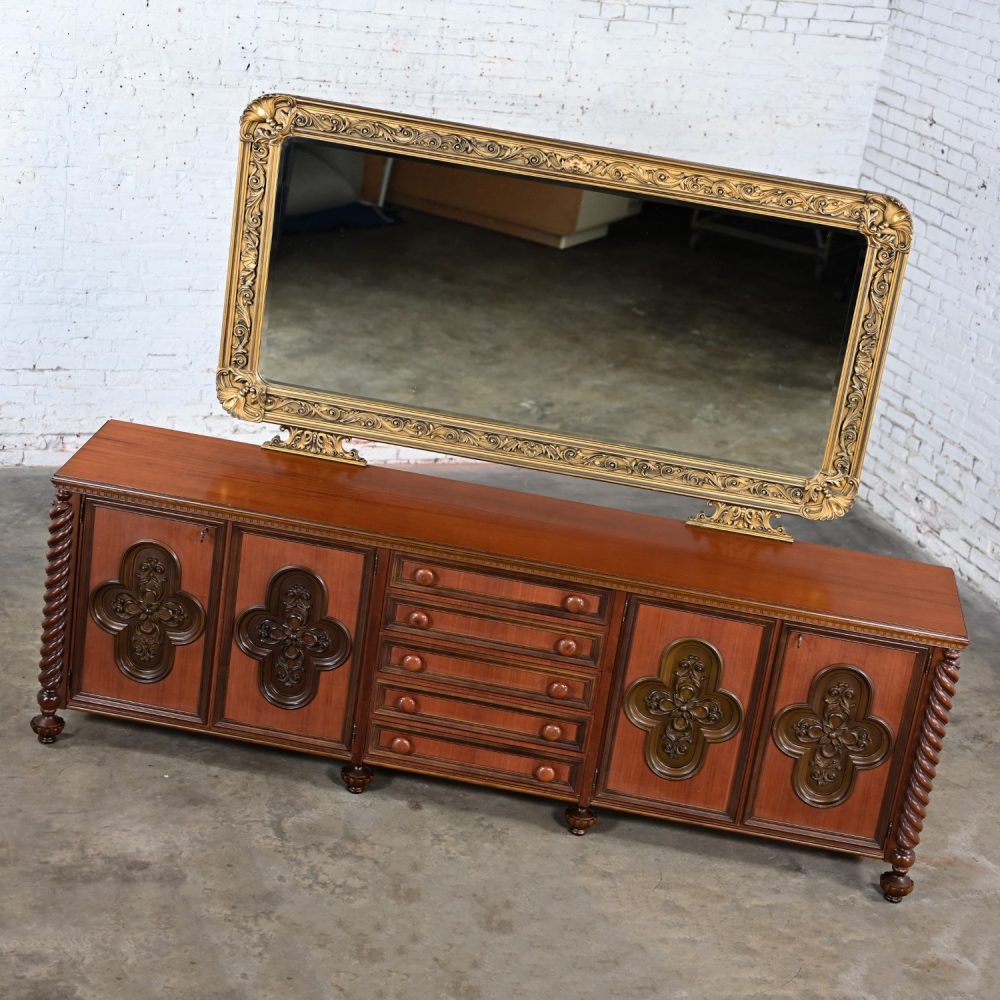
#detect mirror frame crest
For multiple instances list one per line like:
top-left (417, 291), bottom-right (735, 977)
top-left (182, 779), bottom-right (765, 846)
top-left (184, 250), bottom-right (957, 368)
top-left (218, 93), bottom-right (912, 538)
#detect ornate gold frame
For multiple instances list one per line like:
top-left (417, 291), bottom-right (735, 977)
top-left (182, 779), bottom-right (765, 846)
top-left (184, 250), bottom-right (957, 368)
top-left (218, 94), bottom-right (911, 538)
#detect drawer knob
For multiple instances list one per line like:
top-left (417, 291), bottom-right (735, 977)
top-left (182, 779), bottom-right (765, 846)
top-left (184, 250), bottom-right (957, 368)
top-left (546, 681), bottom-right (570, 700)
top-left (390, 736), bottom-right (413, 755)
top-left (556, 638), bottom-right (578, 657)
top-left (540, 723), bottom-right (563, 742)
top-left (401, 654), bottom-right (425, 672)
top-left (395, 695), bottom-right (419, 714)
top-left (407, 610), bottom-right (431, 629)
top-left (413, 567), bottom-right (437, 586)
top-left (534, 765), bottom-right (557, 783)
top-left (562, 594), bottom-right (586, 614)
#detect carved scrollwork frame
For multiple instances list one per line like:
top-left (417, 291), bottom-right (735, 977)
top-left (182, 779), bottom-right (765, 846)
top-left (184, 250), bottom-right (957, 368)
top-left (218, 94), bottom-right (912, 532)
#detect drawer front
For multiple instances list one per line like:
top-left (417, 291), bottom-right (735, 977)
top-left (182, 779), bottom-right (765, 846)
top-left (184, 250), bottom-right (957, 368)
top-left (745, 628), bottom-right (924, 848)
top-left (385, 597), bottom-right (601, 666)
top-left (72, 502), bottom-right (222, 721)
top-left (380, 643), bottom-right (596, 708)
top-left (596, 601), bottom-right (769, 821)
top-left (374, 682), bottom-right (586, 751)
top-left (369, 724), bottom-right (580, 795)
top-left (217, 530), bottom-right (373, 753)
top-left (392, 554), bottom-right (609, 622)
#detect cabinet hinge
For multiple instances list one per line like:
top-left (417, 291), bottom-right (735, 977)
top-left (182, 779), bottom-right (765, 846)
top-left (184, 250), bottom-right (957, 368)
top-left (591, 767), bottom-right (600, 792)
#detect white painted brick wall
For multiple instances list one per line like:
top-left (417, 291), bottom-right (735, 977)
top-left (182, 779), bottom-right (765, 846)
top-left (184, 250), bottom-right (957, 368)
top-left (0, 1), bottom-right (891, 462)
top-left (7, 2), bottom-right (997, 603)
top-left (857, 0), bottom-right (1000, 606)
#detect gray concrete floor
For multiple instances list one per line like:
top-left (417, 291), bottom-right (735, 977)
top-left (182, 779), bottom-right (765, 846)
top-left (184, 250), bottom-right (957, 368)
top-left (261, 204), bottom-right (858, 476)
top-left (3, 463), bottom-right (999, 1000)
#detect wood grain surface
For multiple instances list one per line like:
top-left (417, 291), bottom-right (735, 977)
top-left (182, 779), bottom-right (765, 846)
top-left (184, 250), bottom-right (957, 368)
top-left (56, 421), bottom-right (968, 645)
top-left (597, 602), bottom-right (770, 819)
top-left (72, 503), bottom-right (221, 719)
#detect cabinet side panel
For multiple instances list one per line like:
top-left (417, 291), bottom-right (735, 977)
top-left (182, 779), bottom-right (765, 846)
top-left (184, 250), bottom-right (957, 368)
top-left (598, 602), bottom-right (767, 819)
top-left (218, 531), bottom-right (371, 752)
top-left (746, 629), bottom-right (923, 845)
top-left (73, 503), bottom-right (220, 720)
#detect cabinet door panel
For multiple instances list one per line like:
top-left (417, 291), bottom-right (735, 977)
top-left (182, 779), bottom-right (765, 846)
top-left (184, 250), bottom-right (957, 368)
top-left (745, 628), bottom-right (923, 848)
top-left (597, 601), bottom-right (768, 820)
top-left (73, 504), bottom-right (221, 720)
top-left (218, 531), bottom-right (372, 753)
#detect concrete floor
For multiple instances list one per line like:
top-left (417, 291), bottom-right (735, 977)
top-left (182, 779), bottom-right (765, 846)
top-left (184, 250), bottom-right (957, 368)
top-left (3, 463), bottom-right (999, 1000)
top-left (261, 204), bottom-right (860, 476)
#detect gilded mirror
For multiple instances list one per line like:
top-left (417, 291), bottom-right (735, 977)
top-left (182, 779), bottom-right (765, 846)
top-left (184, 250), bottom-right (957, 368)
top-left (219, 94), bottom-right (912, 540)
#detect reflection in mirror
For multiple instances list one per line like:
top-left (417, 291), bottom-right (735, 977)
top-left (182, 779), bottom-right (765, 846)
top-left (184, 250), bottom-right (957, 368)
top-left (260, 137), bottom-right (866, 477)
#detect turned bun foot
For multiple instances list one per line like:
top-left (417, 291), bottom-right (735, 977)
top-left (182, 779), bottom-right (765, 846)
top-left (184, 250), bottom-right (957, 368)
top-left (880, 868), bottom-right (914, 903)
top-left (565, 805), bottom-right (597, 836)
top-left (341, 763), bottom-right (374, 794)
top-left (30, 712), bottom-right (65, 745)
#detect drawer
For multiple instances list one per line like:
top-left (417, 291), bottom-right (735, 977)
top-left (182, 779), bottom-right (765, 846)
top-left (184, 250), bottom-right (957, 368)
top-left (392, 554), bottom-right (609, 622)
top-left (374, 681), bottom-right (586, 751)
top-left (380, 642), bottom-right (596, 709)
top-left (369, 724), bottom-right (580, 796)
top-left (385, 597), bottom-right (602, 666)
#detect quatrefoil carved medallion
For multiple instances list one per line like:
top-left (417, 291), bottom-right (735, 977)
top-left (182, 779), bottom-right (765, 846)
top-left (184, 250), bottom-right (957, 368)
top-left (773, 664), bottom-right (892, 808)
top-left (624, 638), bottom-right (743, 780)
top-left (235, 567), bottom-right (351, 710)
top-left (90, 541), bottom-right (206, 683)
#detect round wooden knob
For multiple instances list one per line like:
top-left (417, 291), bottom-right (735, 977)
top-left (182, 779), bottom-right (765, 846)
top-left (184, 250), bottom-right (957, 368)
top-left (546, 681), bottom-right (570, 700)
top-left (390, 736), bottom-right (413, 754)
top-left (413, 567), bottom-right (437, 587)
top-left (562, 594), bottom-right (586, 614)
top-left (556, 638), bottom-right (578, 657)
top-left (534, 765), bottom-right (556, 783)
top-left (407, 610), bottom-right (430, 629)
top-left (540, 723), bottom-right (563, 742)
top-left (401, 654), bottom-right (425, 672)
top-left (395, 695), bottom-right (419, 714)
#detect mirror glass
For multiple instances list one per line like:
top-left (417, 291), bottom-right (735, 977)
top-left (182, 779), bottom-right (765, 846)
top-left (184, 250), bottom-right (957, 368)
top-left (260, 137), bottom-right (867, 477)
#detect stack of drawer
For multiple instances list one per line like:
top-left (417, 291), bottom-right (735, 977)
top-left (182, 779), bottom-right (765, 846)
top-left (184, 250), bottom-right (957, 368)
top-left (367, 553), bottom-right (613, 798)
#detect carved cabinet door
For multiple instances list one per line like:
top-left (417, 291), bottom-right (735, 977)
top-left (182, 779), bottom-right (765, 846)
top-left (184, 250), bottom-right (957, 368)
top-left (215, 530), bottom-right (374, 756)
top-left (744, 627), bottom-right (925, 851)
top-left (72, 503), bottom-right (223, 721)
top-left (595, 600), bottom-right (770, 822)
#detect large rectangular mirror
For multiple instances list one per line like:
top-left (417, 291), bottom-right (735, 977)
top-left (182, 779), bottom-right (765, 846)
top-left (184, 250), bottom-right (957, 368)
top-left (219, 96), bottom-right (912, 539)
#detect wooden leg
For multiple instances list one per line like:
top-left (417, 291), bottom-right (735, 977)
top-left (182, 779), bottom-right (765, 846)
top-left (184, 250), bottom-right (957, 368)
top-left (565, 805), bottom-right (597, 836)
top-left (880, 848), bottom-right (915, 903)
top-left (31, 489), bottom-right (74, 745)
top-left (341, 763), bottom-right (374, 794)
top-left (879, 648), bottom-right (961, 903)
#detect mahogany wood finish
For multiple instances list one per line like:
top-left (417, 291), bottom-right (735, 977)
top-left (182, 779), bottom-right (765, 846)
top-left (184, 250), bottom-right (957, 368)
top-left (596, 603), bottom-right (770, 820)
top-left (217, 531), bottom-right (371, 753)
top-left (72, 504), bottom-right (222, 721)
top-left (35, 422), bottom-right (969, 902)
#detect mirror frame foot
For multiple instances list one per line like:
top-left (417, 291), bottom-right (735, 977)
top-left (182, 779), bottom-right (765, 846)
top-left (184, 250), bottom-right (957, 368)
top-left (687, 502), bottom-right (793, 542)
top-left (263, 426), bottom-right (367, 466)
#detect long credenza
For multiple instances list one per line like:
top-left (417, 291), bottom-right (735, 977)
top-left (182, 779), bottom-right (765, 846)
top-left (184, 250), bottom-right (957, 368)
top-left (31, 421), bottom-right (968, 902)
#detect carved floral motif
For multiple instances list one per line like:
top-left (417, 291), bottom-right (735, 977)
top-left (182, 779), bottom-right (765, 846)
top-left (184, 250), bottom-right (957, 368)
top-left (235, 567), bottom-right (351, 710)
top-left (90, 541), bottom-right (206, 683)
top-left (773, 664), bottom-right (892, 807)
top-left (624, 639), bottom-right (743, 779)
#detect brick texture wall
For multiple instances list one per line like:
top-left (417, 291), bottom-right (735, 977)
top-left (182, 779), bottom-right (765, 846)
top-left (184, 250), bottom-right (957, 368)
top-left (3, 2), bottom-right (995, 600)
top-left (857, 0), bottom-right (1000, 605)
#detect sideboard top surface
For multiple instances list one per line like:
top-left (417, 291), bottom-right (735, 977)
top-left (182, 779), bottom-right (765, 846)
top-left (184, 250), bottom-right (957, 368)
top-left (56, 421), bottom-right (967, 645)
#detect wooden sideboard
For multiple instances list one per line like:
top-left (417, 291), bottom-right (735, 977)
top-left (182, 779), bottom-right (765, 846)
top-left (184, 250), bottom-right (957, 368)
top-left (32, 421), bottom-right (967, 902)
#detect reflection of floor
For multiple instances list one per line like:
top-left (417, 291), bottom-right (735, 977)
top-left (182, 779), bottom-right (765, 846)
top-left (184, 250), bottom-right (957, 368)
top-left (261, 206), bottom-right (857, 476)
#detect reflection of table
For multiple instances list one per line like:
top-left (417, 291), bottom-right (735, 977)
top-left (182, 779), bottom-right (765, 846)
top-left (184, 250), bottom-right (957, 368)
top-left (362, 155), bottom-right (641, 249)
top-left (689, 208), bottom-right (833, 279)
top-left (35, 420), bottom-right (967, 904)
